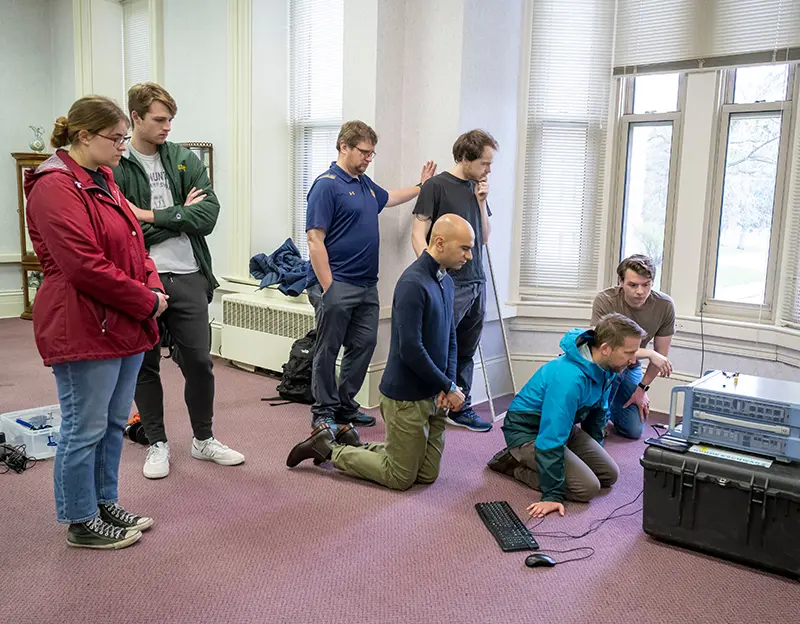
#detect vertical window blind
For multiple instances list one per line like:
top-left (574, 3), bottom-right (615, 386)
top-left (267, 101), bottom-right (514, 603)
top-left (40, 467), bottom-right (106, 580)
top-left (518, 0), bottom-right (615, 299)
top-left (288, 0), bottom-right (344, 257)
top-left (122, 0), bottom-right (151, 93)
top-left (782, 112), bottom-right (800, 328)
top-left (614, 0), bottom-right (800, 74)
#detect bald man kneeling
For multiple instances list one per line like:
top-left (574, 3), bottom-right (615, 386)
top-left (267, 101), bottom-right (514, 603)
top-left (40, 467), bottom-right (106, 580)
top-left (287, 215), bottom-right (475, 490)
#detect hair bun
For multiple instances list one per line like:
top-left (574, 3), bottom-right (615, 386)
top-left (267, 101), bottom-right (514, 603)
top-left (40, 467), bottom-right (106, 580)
top-left (50, 115), bottom-right (71, 148)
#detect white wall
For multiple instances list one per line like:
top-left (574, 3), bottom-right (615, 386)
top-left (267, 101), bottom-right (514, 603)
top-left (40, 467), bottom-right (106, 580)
top-left (250, 0), bottom-right (290, 260)
top-left (0, 0), bottom-right (59, 301)
top-left (162, 0), bottom-right (229, 280)
top-left (50, 0), bottom-right (76, 117)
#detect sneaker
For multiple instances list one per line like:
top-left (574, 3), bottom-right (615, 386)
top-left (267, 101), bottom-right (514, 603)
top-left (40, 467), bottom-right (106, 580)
top-left (143, 442), bottom-right (170, 479)
top-left (446, 407), bottom-right (493, 432)
top-left (67, 516), bottom-right (141, 550)
top-left (99, 503), bottom-right (154, 531)
top-left (191, 437), bottom-right (245, 466)
top-left (334, 411), bottom-right (376, 427)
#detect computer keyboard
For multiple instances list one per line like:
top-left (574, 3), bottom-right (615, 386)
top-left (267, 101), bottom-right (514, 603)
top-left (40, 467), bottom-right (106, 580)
top-left (475, 501), bottom-right (540, 552)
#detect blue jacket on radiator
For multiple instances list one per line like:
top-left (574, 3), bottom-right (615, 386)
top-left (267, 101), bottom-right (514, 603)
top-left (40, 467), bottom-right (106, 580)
top-left (250, 238), bottom-right (316, 296)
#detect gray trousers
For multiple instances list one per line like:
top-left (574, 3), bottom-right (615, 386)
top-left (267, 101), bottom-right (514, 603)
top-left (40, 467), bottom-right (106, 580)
top-left (489, 426), bottom-right (619, 502)
top-left (453, 282), bottom-right (486, 410)
top-left (307, 280), bottom-right (379, 424)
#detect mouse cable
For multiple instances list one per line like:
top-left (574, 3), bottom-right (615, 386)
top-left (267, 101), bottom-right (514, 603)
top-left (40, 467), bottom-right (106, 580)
top-left (536, 546), bottom-right (596, 564)
top-left (525, 489), bottom-right (643, 540)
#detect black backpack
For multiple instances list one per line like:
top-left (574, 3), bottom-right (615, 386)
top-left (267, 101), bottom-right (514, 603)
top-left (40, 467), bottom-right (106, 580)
top-left (273, 329), bottom-right (316, 404)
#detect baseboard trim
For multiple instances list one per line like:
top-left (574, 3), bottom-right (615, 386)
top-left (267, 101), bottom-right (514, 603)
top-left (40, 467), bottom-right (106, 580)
top-left (0, 289), bottom-right (23, 319)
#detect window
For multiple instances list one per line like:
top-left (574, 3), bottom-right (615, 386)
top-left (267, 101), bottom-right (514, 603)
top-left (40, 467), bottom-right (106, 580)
top-left (613, 73), bottom-right (683, 292)
top-left (705, 64), bottom-right (794, 314)
top-left (121, 0), bottom-right (151, 92)
top-left (288, 0), bottom-right (344, 257)
top-left (518, 0), bottom-right (615, 300)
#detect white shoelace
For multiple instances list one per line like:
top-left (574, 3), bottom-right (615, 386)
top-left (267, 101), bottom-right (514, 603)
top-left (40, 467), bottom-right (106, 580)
top-left (147, 443), bottom-right (169, 463)
top-left (104, 503), bottom-right (137, 525)
top-left (88, 516), bottom-right (125, 539)
top-left (199, 438), bottom-right (231, 457)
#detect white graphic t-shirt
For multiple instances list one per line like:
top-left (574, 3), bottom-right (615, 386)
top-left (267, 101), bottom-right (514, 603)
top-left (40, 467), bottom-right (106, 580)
top-left (128, 144), bottom-right (199, 274)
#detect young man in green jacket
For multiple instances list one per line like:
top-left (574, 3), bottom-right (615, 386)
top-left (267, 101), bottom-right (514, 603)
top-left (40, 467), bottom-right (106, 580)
top-left (114, 82), bottom-right (244, 479)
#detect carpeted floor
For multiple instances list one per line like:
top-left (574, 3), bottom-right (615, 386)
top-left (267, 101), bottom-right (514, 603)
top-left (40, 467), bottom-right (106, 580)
top-left (1, 317), bottom-right (798, 624)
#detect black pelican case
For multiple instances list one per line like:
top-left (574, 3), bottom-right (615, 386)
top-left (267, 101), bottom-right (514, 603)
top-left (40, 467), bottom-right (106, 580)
top-left (640, 445), bottom-right (800, 578)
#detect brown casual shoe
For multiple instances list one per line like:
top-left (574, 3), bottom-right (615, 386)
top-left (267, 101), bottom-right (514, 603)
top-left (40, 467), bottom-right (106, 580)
top-left (335, 423), bottom-right (362, 446)
top-left (487, 447), bottom-right (520, 476)
top-left (286, 424), bottom-right (334, 467)
top-left (313, 423), bottom-right (363, 465)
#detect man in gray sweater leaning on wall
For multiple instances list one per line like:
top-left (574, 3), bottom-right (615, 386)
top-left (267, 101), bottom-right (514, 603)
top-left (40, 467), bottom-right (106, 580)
top-left (286, 215), bottom-right (475, 491)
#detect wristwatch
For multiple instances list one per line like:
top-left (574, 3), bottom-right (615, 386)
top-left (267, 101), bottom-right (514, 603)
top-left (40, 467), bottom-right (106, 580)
top-left (416, 182), bottom-right (423, 188)
top-left (449, 382), bottom-right (458, 393)
top-left (638, 382), bottom-right (650, 392)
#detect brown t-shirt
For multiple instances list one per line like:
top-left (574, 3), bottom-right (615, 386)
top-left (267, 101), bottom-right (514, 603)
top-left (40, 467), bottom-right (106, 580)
top-left (591, 287), bottom-right (676, 348)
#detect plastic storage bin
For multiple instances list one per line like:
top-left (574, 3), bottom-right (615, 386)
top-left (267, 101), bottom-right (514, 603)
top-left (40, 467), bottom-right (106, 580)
top-left (0, 405), bottom-right (61, 460)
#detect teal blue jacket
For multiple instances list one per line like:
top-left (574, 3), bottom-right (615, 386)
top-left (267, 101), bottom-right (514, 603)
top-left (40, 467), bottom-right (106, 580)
top-left (501, 328), bottom-right (616, 503)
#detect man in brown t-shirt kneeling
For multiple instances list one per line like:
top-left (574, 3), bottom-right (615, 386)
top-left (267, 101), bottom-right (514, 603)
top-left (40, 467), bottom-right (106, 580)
top-left (591, 255), bottom-right (676, 439)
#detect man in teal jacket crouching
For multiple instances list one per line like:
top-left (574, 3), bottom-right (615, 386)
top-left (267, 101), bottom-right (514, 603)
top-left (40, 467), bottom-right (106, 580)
top-left (488, 313), bottom-right (644, 519)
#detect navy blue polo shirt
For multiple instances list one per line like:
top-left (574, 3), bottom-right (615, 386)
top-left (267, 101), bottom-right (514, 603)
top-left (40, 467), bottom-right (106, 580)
top-left (305, 162), bottom-right (389, 287)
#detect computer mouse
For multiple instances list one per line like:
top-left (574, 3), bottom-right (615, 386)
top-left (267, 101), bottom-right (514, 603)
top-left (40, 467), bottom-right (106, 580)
top-left (525, 553), bottom-right (556, 568)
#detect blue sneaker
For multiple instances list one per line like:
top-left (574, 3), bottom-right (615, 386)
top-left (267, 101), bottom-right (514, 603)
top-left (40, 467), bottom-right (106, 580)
top-left (446, 408), bottom-right (492, 432)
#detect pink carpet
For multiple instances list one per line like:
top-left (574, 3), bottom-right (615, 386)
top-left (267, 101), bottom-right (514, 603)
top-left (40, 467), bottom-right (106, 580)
top-left (1, 317), bottom-right (798, 623)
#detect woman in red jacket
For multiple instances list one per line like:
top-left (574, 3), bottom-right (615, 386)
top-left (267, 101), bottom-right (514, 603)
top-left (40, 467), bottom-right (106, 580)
top-left (25, 95), bottom-right (168, 550)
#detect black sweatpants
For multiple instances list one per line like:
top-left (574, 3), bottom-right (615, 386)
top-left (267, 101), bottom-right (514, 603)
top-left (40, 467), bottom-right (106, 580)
top-left (135, 271), bottom-right (214, 444)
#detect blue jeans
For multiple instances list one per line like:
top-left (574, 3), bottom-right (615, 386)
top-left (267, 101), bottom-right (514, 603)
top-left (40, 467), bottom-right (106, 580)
top-left (607, 363), bottom-right (644, 439)
top-left (51, 354), bottom-right (144, 524)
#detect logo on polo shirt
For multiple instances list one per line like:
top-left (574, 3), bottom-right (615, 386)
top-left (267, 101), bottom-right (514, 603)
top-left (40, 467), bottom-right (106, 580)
top-left (349, 191), bottom-right (356, 196)
top-left (178, 163), bottom-right (187, 172)
top-left (370, 189), bottom-right (375, 198)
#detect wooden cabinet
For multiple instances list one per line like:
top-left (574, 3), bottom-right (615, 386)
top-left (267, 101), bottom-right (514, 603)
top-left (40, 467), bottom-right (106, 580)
top-left (11, 152), bottom-right (48, 320)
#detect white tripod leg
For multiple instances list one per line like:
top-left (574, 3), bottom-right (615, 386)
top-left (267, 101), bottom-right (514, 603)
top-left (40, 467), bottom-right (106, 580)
top-left (477, 342), bottom-right (497, 422)
top-left (485, 245), bottom-right (517, 395)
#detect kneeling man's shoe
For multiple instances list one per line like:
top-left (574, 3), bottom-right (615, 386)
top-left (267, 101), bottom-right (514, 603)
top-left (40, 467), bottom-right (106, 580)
top-left (335, 423), bottom-right (362, 447)
top-left (313, 423), bottom-right (363, 465)
top-left (487, 447), bottom-right (520, 476)
top-left (287, 424), bottom-right (335, 467)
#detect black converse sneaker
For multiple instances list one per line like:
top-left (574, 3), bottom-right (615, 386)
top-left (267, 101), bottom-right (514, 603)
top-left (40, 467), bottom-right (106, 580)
top-left (67, 516), bottom-right (141, 550)
top-left (99, 503), bottom-right (154, 531)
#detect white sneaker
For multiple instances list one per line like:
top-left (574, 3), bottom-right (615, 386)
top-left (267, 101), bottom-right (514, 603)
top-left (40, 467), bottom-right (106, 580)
top-left (143, 442), bottom-right (170, 479)
top-left (191, 437), bottom-right (245, 466)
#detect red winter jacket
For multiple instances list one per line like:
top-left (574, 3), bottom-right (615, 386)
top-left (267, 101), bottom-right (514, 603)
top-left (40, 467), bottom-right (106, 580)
top-left (24, 150), bottom-right (163, 365)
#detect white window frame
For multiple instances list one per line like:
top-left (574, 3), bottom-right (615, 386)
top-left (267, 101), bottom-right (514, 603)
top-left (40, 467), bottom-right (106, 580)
top-left (702, 65), bottom-right (797, 321)
top-left (608, 74), bottom-right (686, 293)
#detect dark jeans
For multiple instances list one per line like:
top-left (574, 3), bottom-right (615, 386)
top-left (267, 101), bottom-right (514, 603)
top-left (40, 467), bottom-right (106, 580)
top-left (307, 280), bottom-right (379, 424)
top-left (135, 271), bottom-right (214, 444)
top-left (607, 363), bottom-right (645, 439)
top-left (453, 282), bottom-right (486, 410)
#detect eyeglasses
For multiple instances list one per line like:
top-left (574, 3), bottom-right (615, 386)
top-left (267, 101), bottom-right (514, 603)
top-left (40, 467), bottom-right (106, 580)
top-left (353, 146), bottom-right (376, 159)
top-left (96, 133), bottom-right (130, 148)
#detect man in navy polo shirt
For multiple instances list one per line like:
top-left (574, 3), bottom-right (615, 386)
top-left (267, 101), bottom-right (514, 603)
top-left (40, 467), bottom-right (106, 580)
top-left (305, 120), bottom-right (437, 431)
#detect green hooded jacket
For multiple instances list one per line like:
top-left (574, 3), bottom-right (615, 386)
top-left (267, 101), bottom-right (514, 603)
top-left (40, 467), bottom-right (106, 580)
top-left (113, 141), bottom-right (220, 301)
